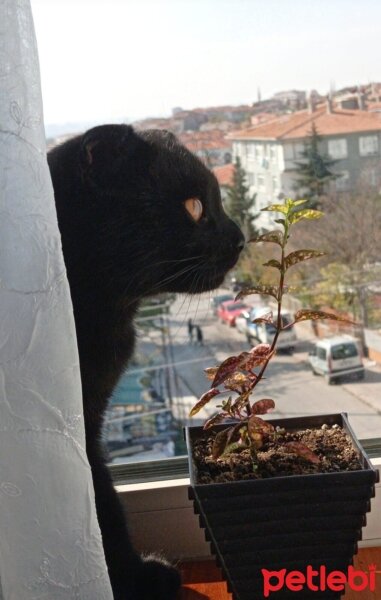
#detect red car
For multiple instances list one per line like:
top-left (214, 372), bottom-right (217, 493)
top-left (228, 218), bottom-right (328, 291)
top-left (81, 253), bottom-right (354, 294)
top-left (217, 300), bottom-right (250, 327)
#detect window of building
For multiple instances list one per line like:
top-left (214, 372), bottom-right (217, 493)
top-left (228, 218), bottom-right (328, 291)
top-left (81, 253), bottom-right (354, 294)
top-left (270, 145), bottom-right (277, 162)
top-left (272, 175), bottom-right (279, 191)
top-left (247, 143), bottom-right (255, 159)
top-left (247, 172), bottom-right (255, 186)
top-left (257, 174), bottom-right (265, 189)
top-left (283, 144), bottom-right (294, 160)
top-left (359, 135), bottom-right (379, 156)
top-left (255, 144), bottom-right (263, 161)
top-left (328, 138), bottom-right (348, 159)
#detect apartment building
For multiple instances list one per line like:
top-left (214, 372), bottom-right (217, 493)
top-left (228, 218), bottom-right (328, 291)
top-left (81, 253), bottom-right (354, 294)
top-left (229, 99), bottom-right (381, 230)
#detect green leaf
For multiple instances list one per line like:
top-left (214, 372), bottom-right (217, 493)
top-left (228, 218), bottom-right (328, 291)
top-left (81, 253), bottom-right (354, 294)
top-left (261, 203), bottom-right (288, 214)
top-left (289, 199), bottom-right (308, 208)
top-left (235, 285), bottom-right (279, 301)
top-left (284, 249), bottom-right (326, 270)
top-left (249, 230), bottom-right (284, 246)
top-left (289, 209), bottom-right (323, 224)
top-left (274, 218), bottom-right (286, 227)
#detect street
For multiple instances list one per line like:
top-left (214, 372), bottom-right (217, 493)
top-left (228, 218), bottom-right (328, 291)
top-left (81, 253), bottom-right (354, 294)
top-left (166, 292), bottom-right (381, 441)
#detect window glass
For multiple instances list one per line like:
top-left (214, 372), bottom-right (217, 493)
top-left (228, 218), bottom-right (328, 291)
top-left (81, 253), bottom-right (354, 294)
top-left (328, 138), bottom-right (348, 159)
top-left (331, 343), bottom-right (358, 360)
top-left (31, 0), bottom-right (381, 475)
top-left (359, 135), bottom-right (379, 156)
top-left (317, 347), bottom-right (327, 360)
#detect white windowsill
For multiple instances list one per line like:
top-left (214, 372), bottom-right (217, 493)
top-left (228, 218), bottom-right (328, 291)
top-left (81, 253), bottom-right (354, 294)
top-left (116, 459), bottom-right (381, 561)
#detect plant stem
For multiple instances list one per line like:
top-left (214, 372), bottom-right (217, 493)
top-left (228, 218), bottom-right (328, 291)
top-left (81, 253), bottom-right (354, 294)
top-left (245, 218), bottom-right (289, 401)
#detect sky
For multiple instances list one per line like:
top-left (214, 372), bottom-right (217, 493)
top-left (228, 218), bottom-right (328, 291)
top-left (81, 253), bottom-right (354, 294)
top-left (31, 0), bottom-right (381, 127)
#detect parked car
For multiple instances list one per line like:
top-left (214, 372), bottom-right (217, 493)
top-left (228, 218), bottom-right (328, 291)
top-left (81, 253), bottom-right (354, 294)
top-left (235, 309), bottom-right (252, 335)
top-left (211, 293), bottom-right (234, 315)
top-left (217, 300), bottom-right (251, 327)
top-left (308, 335), bottom-right (364, 384)
top-left (246, 307), bottom-right (297, 354)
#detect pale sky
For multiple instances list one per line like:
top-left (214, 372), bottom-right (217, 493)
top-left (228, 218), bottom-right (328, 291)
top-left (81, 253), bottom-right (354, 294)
top-left (31, 0), bottom-right (381, 126)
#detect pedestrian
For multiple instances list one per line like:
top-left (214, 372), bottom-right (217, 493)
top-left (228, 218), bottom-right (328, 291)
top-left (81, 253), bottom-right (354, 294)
top-left (196, 324), bottom-right (204, 346)
top-left (187, 318), bottom-right (194, 343)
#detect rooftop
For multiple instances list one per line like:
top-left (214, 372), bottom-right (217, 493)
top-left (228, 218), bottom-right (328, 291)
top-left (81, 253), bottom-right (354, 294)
top-left (212, 163), bottom-right (235, 187)
top-left (229, 104), bottom-right (381, 141)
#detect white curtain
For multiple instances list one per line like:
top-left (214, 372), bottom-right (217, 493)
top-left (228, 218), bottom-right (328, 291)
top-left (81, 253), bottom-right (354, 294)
top-left (0, 1), bottom-right (113, 598)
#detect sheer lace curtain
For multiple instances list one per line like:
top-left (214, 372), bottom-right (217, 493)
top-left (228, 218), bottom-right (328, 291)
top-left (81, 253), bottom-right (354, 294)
top-left (0, 1), bottom-right (113, 598)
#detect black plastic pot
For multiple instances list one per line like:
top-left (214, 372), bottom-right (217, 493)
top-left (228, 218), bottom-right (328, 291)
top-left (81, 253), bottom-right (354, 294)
top-left (185, 413), bottom-right (379, 600)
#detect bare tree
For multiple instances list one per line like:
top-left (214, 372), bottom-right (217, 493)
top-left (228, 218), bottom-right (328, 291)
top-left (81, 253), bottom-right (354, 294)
top-left (292, 190), bottom-right (381, 330)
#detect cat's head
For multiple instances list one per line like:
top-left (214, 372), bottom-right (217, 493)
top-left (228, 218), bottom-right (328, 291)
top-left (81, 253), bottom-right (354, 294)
top-left (61, 124), bottom-right (245, 297)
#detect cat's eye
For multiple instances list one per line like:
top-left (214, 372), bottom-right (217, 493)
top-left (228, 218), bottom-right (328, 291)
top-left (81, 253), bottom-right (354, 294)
top-left (184, 198), bottom-right (203, 222)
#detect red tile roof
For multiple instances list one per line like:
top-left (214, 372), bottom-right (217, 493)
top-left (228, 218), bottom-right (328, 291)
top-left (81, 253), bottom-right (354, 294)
top-left (230, 105), bottom-right (381, 141)
top-left (213, 163), bottom-right (235, 187)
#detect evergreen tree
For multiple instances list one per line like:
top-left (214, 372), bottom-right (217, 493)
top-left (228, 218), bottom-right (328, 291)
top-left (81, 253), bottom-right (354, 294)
top-left (293, 123), bottom-right (338, 208)
top-left (226, 157), bottom-right (257, 239)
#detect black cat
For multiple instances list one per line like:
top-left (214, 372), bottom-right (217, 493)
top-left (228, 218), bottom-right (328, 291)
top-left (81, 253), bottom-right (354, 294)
top-left (48, 124), bottom-right (244, 600)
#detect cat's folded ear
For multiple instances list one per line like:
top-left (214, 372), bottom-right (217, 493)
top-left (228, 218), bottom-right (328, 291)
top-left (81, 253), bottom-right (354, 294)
top-left (80, 124), bottom-right (155, 188)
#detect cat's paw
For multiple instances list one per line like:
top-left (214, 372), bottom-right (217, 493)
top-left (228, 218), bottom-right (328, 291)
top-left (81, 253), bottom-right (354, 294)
top-left (139, 554), bottom-right (181, 600)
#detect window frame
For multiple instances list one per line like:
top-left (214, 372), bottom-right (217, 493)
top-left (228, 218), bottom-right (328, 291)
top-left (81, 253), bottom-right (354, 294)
top-left (328, 138), bottom-right (348, 159)
top-left (359, 134), bottom-right (379, 157)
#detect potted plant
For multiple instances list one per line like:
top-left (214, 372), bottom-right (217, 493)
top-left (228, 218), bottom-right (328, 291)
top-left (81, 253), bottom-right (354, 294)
top-left (185, 199), bottom-right (378, 600)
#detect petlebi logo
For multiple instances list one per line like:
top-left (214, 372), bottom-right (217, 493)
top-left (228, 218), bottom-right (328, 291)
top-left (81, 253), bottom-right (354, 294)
top-left (262, 564), bottom-right (379, 597)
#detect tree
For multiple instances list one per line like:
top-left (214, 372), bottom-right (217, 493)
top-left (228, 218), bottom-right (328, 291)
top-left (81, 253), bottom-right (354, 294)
top-left (225, 157), bottom-right (258, 239)
top-left (293, 190), bottom-right (381, 330)
top-left (293, 123), bottom-right (338, 208)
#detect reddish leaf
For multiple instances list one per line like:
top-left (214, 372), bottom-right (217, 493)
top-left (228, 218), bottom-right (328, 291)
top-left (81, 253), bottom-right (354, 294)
top-left (252, 311), bottom-right (273, 325)
top-left (251, 399), bottom-right (276, 415)
top-left (245, 344), bottom-right (273, 370)
top-left (248, 416), bottom-right (275, 434)
top-left (235, 285), bottom-right (279, 301)
top-left (263, 259), bottom-right (282, 270)
top-left (227, 422), bottom-right (245, 446)
top-left (212, 354), bottom-right (249, 387)
top-left (212, 427), bottom-right (233, 459)
top-left (203, 412), bottom-right (228, 430)
top-left (292, 309), bottom-right (356, 326)
top-left (247, 416), bottom-right (275, 448)
top-left (189, 388), bottom-right (220, 417)
top-left (224, 371), bottom-right (250, 392)
top-left (249, 230), bottom-right (284, 246)
top-left (284, 249), bottom-right (325, 270)
top-left (283, 442), bottom-right (320, 464)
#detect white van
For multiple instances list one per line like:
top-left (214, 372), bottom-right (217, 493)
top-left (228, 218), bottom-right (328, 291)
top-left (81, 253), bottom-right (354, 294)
top-left (308, 335), bottom-right (364, 384)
